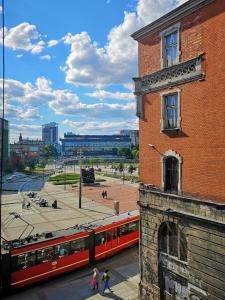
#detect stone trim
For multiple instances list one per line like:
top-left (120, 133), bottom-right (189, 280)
top-left (160, 89), bottom-right (181, 132)
top-left (161, 150), bottom-right (182, 194)
top-left (133, 55), bottom-right (204, 97)
top-left (160, 23), bottom-right (181, 68)
top-left (131, 0), bottom-right (214, 42)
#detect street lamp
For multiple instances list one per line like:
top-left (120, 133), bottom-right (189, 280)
top-left (78, 149), bottom-right (83, 209)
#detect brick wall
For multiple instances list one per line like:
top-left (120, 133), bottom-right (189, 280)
top-left (138, 0), bottom-right (225, 203)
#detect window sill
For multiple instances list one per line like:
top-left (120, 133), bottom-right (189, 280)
top-left (161, 127), bottom-right (180, 132)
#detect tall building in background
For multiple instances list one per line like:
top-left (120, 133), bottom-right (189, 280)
top-left (42, 122), bottom-right (58, 145)
top-left (132, 0), bottom-right (225, 299)
top-left (120, 130), bottom-right (139, 146)
top-left (0, 118), bottom-right (9, 172)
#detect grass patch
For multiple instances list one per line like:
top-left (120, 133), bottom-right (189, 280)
top-left (95, 178), bottom-right (106, 182)
top-left (48, 173), bottom-right (80, 182)
top-left (52, 180), bottom-right (79, 185)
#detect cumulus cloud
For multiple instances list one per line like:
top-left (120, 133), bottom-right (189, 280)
top-left (47, 39), bottom-right (59, 47)
top-left (85, 90), bottom-right (135, 101)
top-left (62, 119), bottom-right (137, 134)
top-left (40, 54), bottom-right (51, 60)
top-left (49, 93), bottom-right (135, 119)
top-left (16, 54), bottom-right (23, 58)
top-left (0, 22), bottom-right (45, 54)
top-left (1, 103), bottom-right (41, 120)
top-left (62, 0), bottom-right (187, 88)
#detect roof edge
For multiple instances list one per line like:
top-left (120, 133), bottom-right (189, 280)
top-left (131, 0), bottom-right (214, 41)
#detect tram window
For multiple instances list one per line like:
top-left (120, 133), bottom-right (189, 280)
top-left (112, 228), bottom-right (117, 239)
top-left (118, 224), bottom-right (129, 237)
top-left (128, 221), bottom-right (139, 232)
top-left (26, 251), bottom-right (37, 268)
top-left (95, 232), bottom-right (106, 246)
top-left (55, 242), bottom-right (70, 258)
top-left (71, 238), bottom-right (88, 253)
top-left (17, 253), bottom-right (26, 270)
top-left (106, 230), bottom-right (112, 242)
top-left (37, 246), bottom-right (54, 263)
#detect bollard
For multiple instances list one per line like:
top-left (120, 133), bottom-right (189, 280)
top-left (114, 201), bottom-right (119, 215)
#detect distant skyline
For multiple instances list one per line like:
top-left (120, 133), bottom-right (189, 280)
top-left (0, 0), bottom-right (187, 142)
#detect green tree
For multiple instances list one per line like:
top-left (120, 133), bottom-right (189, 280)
top-left (39, 159), bottom-right (46, 169)
top-left (118, 147), bottom-right (131, 158)
top-left (118, 162), bottom-right (124, 173)
top-left (27, 159), bottom-right (36, 171)
top-left (42, 145), bottom-right (58, 158)
top-left (128, 164), bottom-right (135, 175)
top-left (131, 146), bottom-right (139, 159)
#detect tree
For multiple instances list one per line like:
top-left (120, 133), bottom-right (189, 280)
top-left (118, 162), bottom-right (124, 173)
top-left (39, 159), bottom-right (46, 169)
top-left (27, 159), bottom-right (35, 171)
top-left (131, 146), bottom-right (139, 159)
top-left (118, 147), bottom-right (131, 158)
top-left (128, 165), bottom-right (135, 175)
top-left (42, 145), bottom-right (58, 158)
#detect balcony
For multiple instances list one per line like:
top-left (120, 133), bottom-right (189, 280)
top-left (133, 55), bottom-right (205, 96)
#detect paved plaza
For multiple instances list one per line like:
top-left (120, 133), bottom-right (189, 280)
top-left (2, 173), bottom-right (139, 242)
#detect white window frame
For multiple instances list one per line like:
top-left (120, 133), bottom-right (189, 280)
top-left (160, 23), bottom-right (181, 68)
top-left (160, 89), bottom-right (181, 132)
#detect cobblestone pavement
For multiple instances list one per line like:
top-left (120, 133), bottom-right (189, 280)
top-left (3, 246), bottom-right (139, 300)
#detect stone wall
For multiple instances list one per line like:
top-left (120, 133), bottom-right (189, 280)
top-left (139, 185), bottom-right (225, 300)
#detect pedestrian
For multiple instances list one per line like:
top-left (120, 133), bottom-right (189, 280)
top-left (92, 267), bottom-right (99, 290)
top-left (105, 190), bottom-right (107, 199)
top-left (102, 191), bottom-right (105, 199)
top-left (102, 269), bottom-right (112, 294)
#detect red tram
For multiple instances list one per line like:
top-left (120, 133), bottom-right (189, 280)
top-left (1, 210), bottom-right (139, 291)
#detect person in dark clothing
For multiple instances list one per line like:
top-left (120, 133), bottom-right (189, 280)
top-left (102, 191), bottom-right (105, 199)
top-left (102, 269), bottom-right (112, 294)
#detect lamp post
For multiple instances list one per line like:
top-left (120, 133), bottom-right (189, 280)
top-left (78, 149), bottom-right (83, 209)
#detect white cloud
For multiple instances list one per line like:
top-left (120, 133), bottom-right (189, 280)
top-left (40, 54), bottom-right (51, 60)
top-left (62, 119), bottom-right (137, 134)
top-left (49, 92), bottom-right (135, 119)
top-left (0, 5), bottom-right (2, 13)
top-left (10, 123), bottom-right (41, 142)
top-left (1, 103), bottom-right (41, 120)
top-left (16, 54), bottom-right (23, 58)
top-left (47, 39), bottom-right (59, 47)
top-left (0, 22), bottom-right (44, 54)
top-left (86, 90), bottom-right (135, 101)
top-left (62, 0), bottom-right (187, 88)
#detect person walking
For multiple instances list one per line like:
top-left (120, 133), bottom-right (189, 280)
top-left (91, 267), bottom-right (99, 290)
top-left (105, 190), bottom-right (107, 199)
top-left (102, 269), bottom-right (112, 294)
top-left (102, 191), bottom-right (105, 199)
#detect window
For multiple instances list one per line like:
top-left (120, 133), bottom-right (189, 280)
top-left (161, 24), bottom-right (180, 68)
top-left (161, 90), bottom-right (180, 131)
top-left (164, 156), bottom-right (179, 194)
top-left (70, 237), bottom-right (89, 253)
top-left (118, 221), bottom-right (139, 237)
top-left (95, 232), bottom-right (106, 246)
top-left (55, 242), bottom-right (70, 258)
top-left (159, 222), bottom-right (187, 262)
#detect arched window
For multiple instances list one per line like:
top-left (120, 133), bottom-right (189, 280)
top-left (159, 222), bottom-right (187, 261)
top-left (162, 150), bottom-right (182, 194)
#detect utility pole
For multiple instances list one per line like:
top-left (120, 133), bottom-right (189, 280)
top-left (78, 149), bottom-right (83, 208)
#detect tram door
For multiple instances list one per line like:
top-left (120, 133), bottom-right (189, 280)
top-left (111, 228), bottom-right (118, 248)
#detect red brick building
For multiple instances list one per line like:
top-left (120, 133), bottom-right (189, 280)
top-left (132, 0), bottom-right (225, 299)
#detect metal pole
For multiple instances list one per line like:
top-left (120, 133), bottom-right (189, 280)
top-left (79, 150), bottom-right (82, 208)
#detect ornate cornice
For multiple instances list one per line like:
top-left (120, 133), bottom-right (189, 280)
top-left (131, 0), bottom-right (214, 42)
top-left (133, 55), bottom-right (204, 96)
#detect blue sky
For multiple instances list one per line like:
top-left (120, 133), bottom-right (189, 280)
top-left (0, 0), bottom-right (186, 142)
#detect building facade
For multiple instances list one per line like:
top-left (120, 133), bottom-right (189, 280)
top-left (42, 122), bottom-right (58, 145)
top-left (132, 0), bottom-right (225, 299)
top-left (120, 130), bottom-right (139, 146)
top-left (60, 133), bottom-right (131, 157)
top-left (11, 133), bottom-right (45, 162)
top-left (0, 118), bottom-right (9, 172)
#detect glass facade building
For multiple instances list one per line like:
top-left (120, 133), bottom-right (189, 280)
top-left (60, 133), bottom-right (131, 157)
